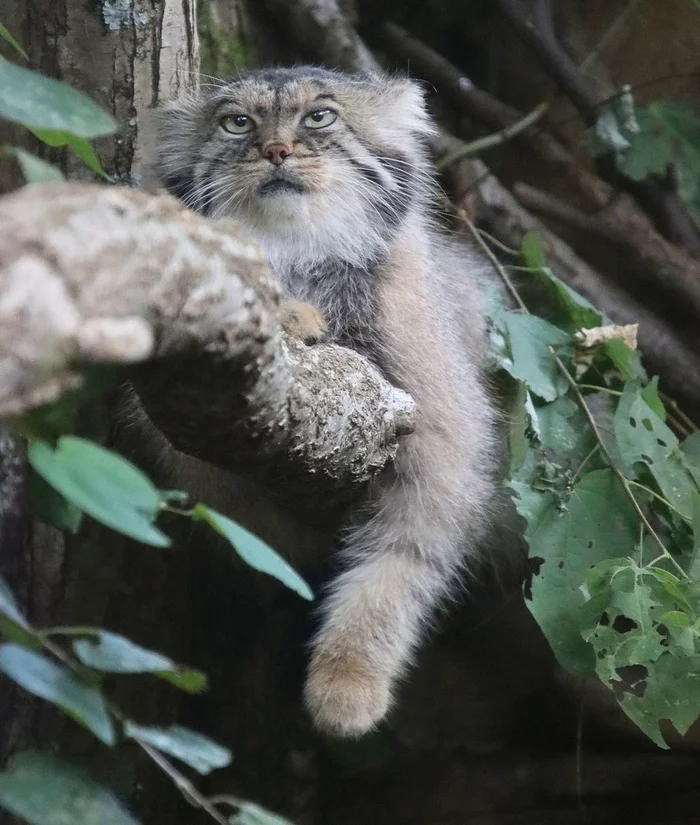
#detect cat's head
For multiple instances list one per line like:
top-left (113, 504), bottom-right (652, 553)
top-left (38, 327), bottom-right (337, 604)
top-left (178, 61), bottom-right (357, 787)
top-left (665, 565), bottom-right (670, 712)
top-left (154, 67), bottom-right (436, 266)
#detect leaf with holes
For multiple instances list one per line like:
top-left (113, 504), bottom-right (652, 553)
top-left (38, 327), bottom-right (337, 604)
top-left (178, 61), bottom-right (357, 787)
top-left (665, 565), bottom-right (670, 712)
top-left (0, 750), bottom-right (139, 825)
top-left (0, 645), bottom-right (114, 745)
top-left (512, 464), bottom-right (638, 675)
top-left (124, 723), bottom-right (231, 775)
top-left (614, 382), bottom-right (699, 520)
top-left (582, 561), bottom-right (700, 747)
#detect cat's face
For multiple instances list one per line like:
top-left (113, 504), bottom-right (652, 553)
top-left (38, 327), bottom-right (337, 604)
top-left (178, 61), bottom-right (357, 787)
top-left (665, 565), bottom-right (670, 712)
top-left (155, 68), bottom-right (435, 266)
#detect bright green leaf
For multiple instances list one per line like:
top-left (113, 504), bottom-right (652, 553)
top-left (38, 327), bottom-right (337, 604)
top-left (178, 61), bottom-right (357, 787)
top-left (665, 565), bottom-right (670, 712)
top-left (0, 750), bottom-right (139, 825)
top-left (2, 146), bottom-right (64, 183)
top-left (604, 339), bottom-right (647, 383)
top-left (641, 377), bottom-right (666, 421)
top-left (124, 723), bottom-right (231, 775)
top-left (28, 128), bottom-right (108, 178)
top-left (0, 644), bottom-right (115, 745)
top-left (73, 631), bottom-right (207, 693)
top-left (0, 576), bottom-right (39, 648)
top-left (0, 24), bottom-right (27, 60)
top-left (193, 505), bottom-right (313, 600)
top-left (501, 314), bottom-right (571, 402)
top-left (0, 59), bottom-right (116, 136)
top-left (28, 437), bottom-right (170, 548)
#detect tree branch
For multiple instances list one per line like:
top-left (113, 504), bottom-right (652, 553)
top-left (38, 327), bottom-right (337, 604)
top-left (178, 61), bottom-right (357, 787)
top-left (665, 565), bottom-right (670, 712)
top-left (259, 0), bottom-right (380, 72)
top-left (0, 183), bottom-right (415, 516)
top-left (492, 0), bottom-right (700, 255)
top-left (442, 151), bottom-right (700, 408)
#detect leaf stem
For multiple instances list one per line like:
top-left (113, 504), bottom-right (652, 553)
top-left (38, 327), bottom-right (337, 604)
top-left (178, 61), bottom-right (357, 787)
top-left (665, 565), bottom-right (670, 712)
top-left (627, 480), bottom-right (686, 520)
top-left (135, 741), bottom-right (230, 825)
top-left (458, 210), bottom-right (688, 579)
top-left (437, 98), bottom-right (552, 170)
top-left (571, 444), bottom-right (600, 484)
top-left (578, 384), bottom-right (623, 397)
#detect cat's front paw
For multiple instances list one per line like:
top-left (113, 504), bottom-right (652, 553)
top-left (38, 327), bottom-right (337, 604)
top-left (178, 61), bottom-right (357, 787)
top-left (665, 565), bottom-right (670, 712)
top-left (280, 300), bottom-right (327, 344)
top-left (304, 647), bottom-right (392, 737)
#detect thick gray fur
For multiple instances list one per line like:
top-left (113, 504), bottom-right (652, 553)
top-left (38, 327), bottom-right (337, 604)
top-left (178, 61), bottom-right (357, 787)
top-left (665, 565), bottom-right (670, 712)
top-left (150, 66), bottom-right (504, 736)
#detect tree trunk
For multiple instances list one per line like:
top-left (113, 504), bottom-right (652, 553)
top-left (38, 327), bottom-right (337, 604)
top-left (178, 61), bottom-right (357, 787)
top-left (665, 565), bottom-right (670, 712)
top-left (0, 3), bottom-right (322, 824)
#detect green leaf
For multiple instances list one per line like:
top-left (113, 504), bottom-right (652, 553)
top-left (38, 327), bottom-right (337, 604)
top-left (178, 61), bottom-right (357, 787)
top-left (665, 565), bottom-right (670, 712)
top-left (620, 653), bottom-right (700, 748)
top-left (29, 128), bottom-right (108, 178)
top-left (640, 376), bottom-right (666, 421)
top-left (124, 723), bottom-right (231, 775)
top-left (513, 468), bottom-right (638, 675)
top-left (688, 495), bottom-right (700, 579)
top-left (0, 576), bottom-right (39, 648)
top-left (520, 233), bottom-right (602, 330)
top-left (536, 396), bottom-right (595, 461)
top-left (507, 382), bottom-right (538, 473)
top-left (501, 314), bottom-right (571, 402)
top-left (681, 432), bottom-right (700, 490)
top-left (73, 631), bottom-right (207, 693)
top-left (229, 803), bottom-right (293, 825)
top-left (604, 339), bottom-right (647, 383)
top-left (0, 23), bottom-right (28, 60)
top-left (0, 59), bottom-right (116, 136)
top-left (30, 473), bottom-right (83, 533)
top-left (0, 644), bottom-right (115, 745)
top-left (2, 146), bottom-right (64, 183)
top-left (192, 505), bottom-right (313, 601)
top-left (614, 382), bottom-right (699, 520)
top-left (28, 437), bottom-right (171, 548)
top-left (0, 750), bottom-right (139, 825)
top-left (618, 101), bottom-right (700, 221)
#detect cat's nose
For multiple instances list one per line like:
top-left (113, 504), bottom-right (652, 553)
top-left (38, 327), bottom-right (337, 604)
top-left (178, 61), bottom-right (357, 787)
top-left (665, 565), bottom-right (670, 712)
top-left (263, 143), bottom-right (291, 166)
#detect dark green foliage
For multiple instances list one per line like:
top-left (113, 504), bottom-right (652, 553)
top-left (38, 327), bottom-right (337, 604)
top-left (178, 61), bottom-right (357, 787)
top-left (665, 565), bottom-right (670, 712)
top-left (494, 233), bottom-right (700, 748)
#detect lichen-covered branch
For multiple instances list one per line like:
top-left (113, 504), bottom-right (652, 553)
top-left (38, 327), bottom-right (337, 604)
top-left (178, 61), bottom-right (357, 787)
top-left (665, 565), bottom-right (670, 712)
top-left (0, 183), bottom-right (415, 513)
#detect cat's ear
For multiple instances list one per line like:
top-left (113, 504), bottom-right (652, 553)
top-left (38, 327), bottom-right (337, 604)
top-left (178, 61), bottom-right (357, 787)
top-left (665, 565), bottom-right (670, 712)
top-left (379, 76), bottom-right (436, 139)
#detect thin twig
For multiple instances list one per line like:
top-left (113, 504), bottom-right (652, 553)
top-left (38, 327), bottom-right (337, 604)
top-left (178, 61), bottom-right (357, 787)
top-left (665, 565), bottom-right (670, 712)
top-left (437, 99), bottom-right (552, 170)
top-left (659, 391), bottom-right (699, 434)
top-left (136, 741), bottom-right (230, 825)
top-left (458, 209), bottom-right (687, 577)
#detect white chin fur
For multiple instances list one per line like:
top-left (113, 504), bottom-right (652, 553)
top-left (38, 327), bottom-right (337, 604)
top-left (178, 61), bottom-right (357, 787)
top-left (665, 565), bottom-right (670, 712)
top-left (223, 188), bottom-right (391, 272)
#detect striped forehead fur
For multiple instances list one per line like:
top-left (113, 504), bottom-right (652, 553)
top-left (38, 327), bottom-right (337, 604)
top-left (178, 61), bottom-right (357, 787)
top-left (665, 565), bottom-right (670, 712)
top-left (153, 67), bottom-right (438, 271)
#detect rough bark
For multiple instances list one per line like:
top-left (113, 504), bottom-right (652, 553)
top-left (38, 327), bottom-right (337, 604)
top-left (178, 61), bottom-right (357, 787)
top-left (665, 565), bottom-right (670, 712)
top-left (0, 183), bottom-right (414, 515)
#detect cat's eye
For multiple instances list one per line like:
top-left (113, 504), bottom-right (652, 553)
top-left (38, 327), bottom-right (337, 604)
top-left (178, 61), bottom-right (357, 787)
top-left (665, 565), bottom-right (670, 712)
top-left (303, 108), bottom-right (337, 129)
top-left (220, 114), bottom-right (255, 135)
